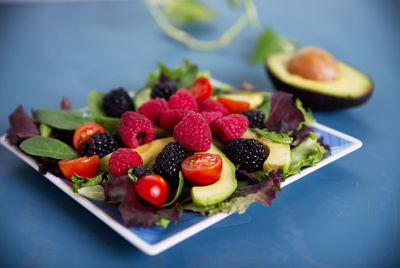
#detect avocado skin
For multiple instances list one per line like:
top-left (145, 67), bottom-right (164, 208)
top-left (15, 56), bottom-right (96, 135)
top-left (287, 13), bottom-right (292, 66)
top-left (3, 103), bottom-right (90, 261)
top-left (266, 67), bottom-right (373, 110)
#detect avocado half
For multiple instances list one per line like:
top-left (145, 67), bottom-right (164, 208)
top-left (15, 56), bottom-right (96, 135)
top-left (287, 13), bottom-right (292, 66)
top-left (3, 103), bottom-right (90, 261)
top-left (265, 51), bottom-right (373, 110)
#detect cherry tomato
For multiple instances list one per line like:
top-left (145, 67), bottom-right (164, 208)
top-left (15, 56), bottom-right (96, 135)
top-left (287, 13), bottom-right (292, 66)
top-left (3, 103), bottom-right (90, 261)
top-left (58, 155), bottom-right (99, 180)
top-left (181, 153), bottom-right (223, 185)
top-left (217, 96), bottom-right (250, 113)
top-left (189, 77), bottom-right (212, 103)
top-left (73, 122), bottom-right (106, 152)
top-left (134, 174), bottom-right (169, 206)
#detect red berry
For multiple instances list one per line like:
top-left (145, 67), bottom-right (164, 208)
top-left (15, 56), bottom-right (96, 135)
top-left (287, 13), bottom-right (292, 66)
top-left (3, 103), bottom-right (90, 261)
top-left (108, 148), bottom-right (143, 177)
top-left (168, 89), bottom-right (199, 112)
top-left (213, 114), bottom-right (249, 143)
top-left (199, 98), bottom-right (229, 115)
top-left (159, 109), bottom-right (196, 133)
top-left (119, 111), bottom-right (155, 148)
top-left (200, 111), bottom-right (224, 128)
top-left (174, 113), bottom-right (212, 152)
top-left (138, 98), bottom-right (168, 126)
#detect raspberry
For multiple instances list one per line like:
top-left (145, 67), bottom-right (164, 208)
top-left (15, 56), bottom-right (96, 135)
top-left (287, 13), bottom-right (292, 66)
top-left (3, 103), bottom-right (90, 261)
top-left (213, 114), bottom-right (249, 143)
top-left (119, 111), bottom-right (156, 148)
top-left (199, 98), bottom-right (229, 115)
top-left (108, 148), bottom-right (143, 177)
top-left (241, 110), bottom-right (265, 129)
top-left (223, 138), bottom-right (267, 172)
top-left (103, 88), bottom-right (134, 118)
top-left (82, 132), bottom-right (123, 158)
top-left (168, 89), bottom-right (199, 112)
top-left (173, 113), bottom-right (212, 152)
top-left (154, 142), bottom-right (186, 181)
top-left (138, 98), bottom-right (168, 126)
top-left (200, 111), bottom-right (224, 128)
top-left (159, 109), bottom-right (196, 133)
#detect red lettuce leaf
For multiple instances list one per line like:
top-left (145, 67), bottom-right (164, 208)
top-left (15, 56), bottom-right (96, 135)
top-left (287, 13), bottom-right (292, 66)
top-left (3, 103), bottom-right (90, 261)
top-left (317, 137), bottom-right (331, 152)
top-left (265, 92), bottom-right (305, 134)
top-left (7, 105), bottom-right (40, 144)
top-left (291, 125), bottom-right (314, 146)
top-left (102, 177), bottom-right (180, 227)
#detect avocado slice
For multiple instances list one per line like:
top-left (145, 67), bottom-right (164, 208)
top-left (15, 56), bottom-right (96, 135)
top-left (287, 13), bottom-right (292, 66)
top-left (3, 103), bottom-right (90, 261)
top-left (98, 137), bottom-right (174, 171)
top-left (216, 92), bottom-right (264, 109)
top-left (191, 144), bottom-right (237, 207)
top-left (265, 51), bottom-right (373, 110)
top-left (242, 130), bottom-right (291, 173)
top-left (133, 88), bottom-right (151, 110)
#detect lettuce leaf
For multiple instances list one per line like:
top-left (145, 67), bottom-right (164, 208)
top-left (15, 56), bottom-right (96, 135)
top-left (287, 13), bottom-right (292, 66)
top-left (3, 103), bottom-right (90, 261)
top-left (146, 59), bottom-right (199, 89)
top-left (251, 128), bottom-right (293, 144)
top-left (288, 133), bottom-right (328, 175)
top-left (102, 177), bottom-right (180, 227)
top-left (265, 91), bottom-right (305, 134)
top-left (7, 105), bottom-right (40, 144)
top-left (296, 98), bottom-right (315, 128)
top-left (183, 172), bottom-right (283, 215)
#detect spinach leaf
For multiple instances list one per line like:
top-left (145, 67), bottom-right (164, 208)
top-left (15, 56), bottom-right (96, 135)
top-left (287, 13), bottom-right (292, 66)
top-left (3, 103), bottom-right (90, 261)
top-left (94, 116), bottom-right (120, 133)
top-left (88, 90), bottom-right (106, 117)
top-left (35, 109), bottom-right (93, 130)
top-left (20, 136), bottom-right (79, 159)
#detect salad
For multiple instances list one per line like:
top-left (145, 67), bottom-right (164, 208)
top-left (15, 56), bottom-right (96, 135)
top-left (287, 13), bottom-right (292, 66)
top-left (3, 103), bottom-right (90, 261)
top-left (6, 59), bottom-right (329, 228)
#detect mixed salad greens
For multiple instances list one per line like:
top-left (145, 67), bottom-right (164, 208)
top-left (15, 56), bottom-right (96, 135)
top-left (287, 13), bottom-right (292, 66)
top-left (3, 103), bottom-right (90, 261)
top-left (6, 59), bottom-right (329, 228)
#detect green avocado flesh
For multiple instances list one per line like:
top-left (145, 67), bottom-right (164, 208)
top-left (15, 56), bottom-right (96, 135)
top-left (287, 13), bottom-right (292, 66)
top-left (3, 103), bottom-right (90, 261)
top-left (98, 137), bottom-right (174, 171)
top-left (133, 88), bottom-right (151, 110)
top-left (191, 144), bottom-right (237, 207)
top-left (242, 130), bottom-right (290, 173)
top-left (266, 52), bottom-right (373, 109)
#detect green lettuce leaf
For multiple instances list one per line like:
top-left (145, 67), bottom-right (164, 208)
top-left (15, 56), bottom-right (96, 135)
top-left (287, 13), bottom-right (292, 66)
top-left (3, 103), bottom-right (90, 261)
top-left (71, 172), bottom-right (107, 192)
top-left (296, 98), bottom-right (315, 128)
top-left (146, 59), bottom-right (200, 89)
top-left (287, 133), bottom-right (327, 175)
top-left (251, 128), bottom-right (293, 144)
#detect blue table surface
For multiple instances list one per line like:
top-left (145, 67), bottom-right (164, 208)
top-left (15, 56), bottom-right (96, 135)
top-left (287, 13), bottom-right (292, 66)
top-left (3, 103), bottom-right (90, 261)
top-left (1, 0), bottom-right (399, 267)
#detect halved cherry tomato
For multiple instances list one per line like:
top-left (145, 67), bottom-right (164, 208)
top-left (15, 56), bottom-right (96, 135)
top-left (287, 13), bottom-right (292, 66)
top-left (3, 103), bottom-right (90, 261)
top-left (134, 174), bottom-right (169, 206)
top-left (73, 122), bottom-right (106, 152)
top-left (217, 96), bottom-right (250, 113)
top-left (58, 155), bottom-right (99, 180)
top-left (181, 153), bottom-right (223, 185)
top-left (189, 77), bottom-right (212, 103)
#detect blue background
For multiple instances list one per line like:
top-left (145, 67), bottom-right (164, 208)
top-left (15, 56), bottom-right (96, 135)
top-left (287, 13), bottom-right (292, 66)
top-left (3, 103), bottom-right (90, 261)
top-left (0, 0), bottom-right (399, 267)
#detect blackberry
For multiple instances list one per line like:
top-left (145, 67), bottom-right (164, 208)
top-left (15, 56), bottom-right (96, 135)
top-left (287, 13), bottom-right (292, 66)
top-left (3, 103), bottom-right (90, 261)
top-left (150, 72), bottom-right (178, 100)
top-left (223, 138), bottom-right (267, 172)
top-left (241, 110), bottom-right (265, 129)
top-left (154, 142), bottom-right (186, 182)
top-left (103, 88), bottom-right (134, 118)
top-left (82, 132), bottom-right (123, 158)
top-left (130, 166), bottom-right (154, 178)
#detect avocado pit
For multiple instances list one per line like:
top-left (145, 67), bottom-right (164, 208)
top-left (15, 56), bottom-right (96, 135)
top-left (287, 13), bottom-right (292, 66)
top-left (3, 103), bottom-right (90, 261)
top-left (287, 47), bottom-right (341, 81)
